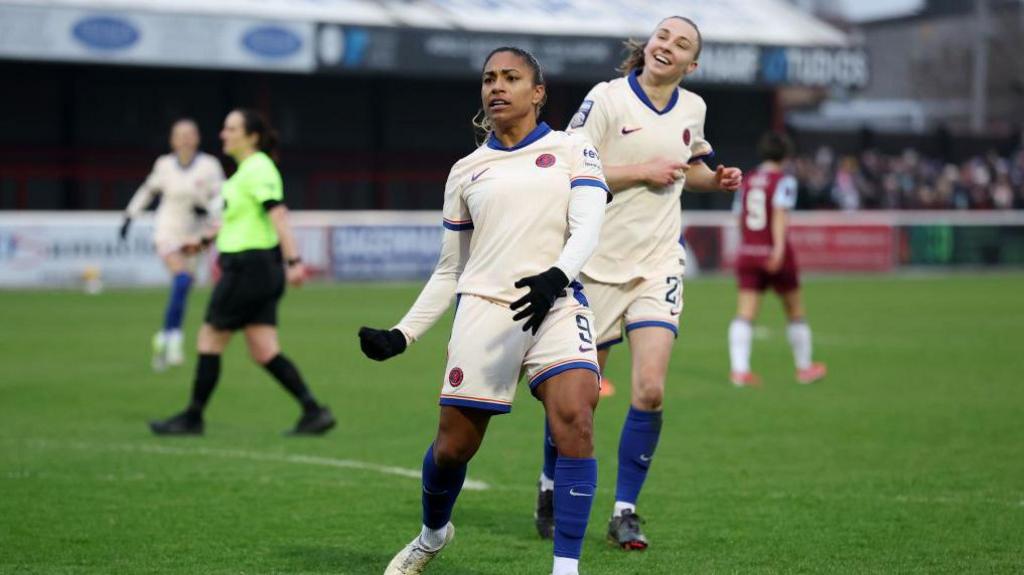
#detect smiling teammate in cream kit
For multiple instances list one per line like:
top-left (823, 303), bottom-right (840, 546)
top-left (568, 70), bottom-right (713, 337)
top-left (537, 16), bottom-right (743, 550)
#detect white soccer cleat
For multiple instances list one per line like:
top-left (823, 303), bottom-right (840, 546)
top-left (383, 523), bottom-right (454, 575)
top-left (166, 334), bottom-right (185, 366)
top-left (151, 332), bottom-right (168, 372)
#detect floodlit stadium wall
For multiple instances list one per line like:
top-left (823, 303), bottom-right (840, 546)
top-left (2, 211), bottom-right (1023, 288)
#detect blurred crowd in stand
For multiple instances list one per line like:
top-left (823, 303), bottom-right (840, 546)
top-left (791, 147), bottom-right (1024, 210)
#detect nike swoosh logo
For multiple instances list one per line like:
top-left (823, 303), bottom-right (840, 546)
top-left (579, 345), bottom-right (594, 352)
top-left (471, 167), bottom-right (490, 182)
top-left (639, 454), bottom-right (652, 462)
top-left (569, 488), bottom-right (593, 497)
top-left (670, 309), bottom-right (681, 316)
top-left (621, 126), bottom-right (643, 135)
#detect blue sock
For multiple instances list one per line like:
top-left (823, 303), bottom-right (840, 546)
top-left (542, 419), bottom-right (557, 481)
top-left (615, 406), bottom-right (663, 506)
top-left (162, 272), bottom-right (193, 331)
top-left (421, 444), bottom-right (466, 529)
top-left (553, 456), bottom-right (597, 560)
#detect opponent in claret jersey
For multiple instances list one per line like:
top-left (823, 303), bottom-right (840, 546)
top-left (533, 16), bottom-right (744, 550)
top-left (358, 47), bottom-right (609, 575)
top-left (729, 132), bottom-right (827, 387)
top-left (121, 119), bottom-right (224, 371)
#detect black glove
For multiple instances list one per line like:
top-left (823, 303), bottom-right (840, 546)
top-left (510, 267), bottom-right (570, 334)
top-left (119, 217), bottom-right (131, 241)
top-left (358, 327), bottom-right (408, 361)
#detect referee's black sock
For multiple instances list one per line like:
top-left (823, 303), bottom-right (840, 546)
top-left (263, 354), bottom-right (319, 413)
top-left (186, 353), bottom-right (221, 419)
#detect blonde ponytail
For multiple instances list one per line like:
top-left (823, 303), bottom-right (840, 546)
top-left (616, 38), bottom-right (646, 76)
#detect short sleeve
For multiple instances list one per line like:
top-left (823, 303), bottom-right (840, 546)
top-left (773, 175), bottom-right (798, 209)
top-left (441, 166), bottom-right (472, 231)
top-left (568, 133), bottom-right (611, 203)
top-left (687, 103), bottom-right (715, 164)
top-left (566, 83), bottom-right (611, 148)
top-left (248, 160), bottom-right (284, 204)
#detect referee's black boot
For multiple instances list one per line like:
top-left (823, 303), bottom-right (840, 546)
top-left (149, 411), bottom-right (204, 436)
top-left (287, 406), bottom-right (336, 436)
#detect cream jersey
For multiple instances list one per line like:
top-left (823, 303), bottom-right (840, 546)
top-left (567, 70), bottom-right (714, 283)
top-left (125, 153), bottom-right (225, 243)
top-left (395, 122), bottom-right (609, 342)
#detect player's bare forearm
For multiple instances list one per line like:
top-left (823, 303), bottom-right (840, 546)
top-left (683, 162), bottom-right (719, 192)
top-left (602, 164), bottom-right (645, 193)
top-left (269, 205), bottom-right (300, 261)
top-left (683, 162), bottom-right (720, 192)
top-left (685, 162), bottom-right (743, 193)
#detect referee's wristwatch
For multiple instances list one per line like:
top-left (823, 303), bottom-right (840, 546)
top-left (286, 256), bottom-right (303, 268)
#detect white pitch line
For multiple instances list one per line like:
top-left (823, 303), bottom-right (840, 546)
top-left (16, 439), bottom-right (490, 491)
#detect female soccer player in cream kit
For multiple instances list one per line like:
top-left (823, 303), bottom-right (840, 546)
top-left (358, 47), bottom-right (609, 575)
top-left (121, 119), bottom-right (224, 370)
top-left (532, 16), bottom-right (743, 550)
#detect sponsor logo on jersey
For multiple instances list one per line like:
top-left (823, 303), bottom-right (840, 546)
top-left (682, 128), bottom-right (692, 146)
top-left (72, 17), bottom-right (139, 51)
top-left (621, 126), bottom-right (643, 135)
top-left (243, 26), bottom-right (303, 59)
top-left (471, 167), bottom-right (490, 182)
top-left (535, 153), bottom-right (556, 168)
top-left (569, 100), bottom-right (594, 129)
top-left (448, 367), bottom-right (464, 387)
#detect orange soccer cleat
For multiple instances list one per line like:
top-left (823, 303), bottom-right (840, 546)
top-left (730, 371), bottom-right (762, 387)
top-left (796, 363), bottom-right (827, 384)
top-left (599, 376), bottom-right (616, 397)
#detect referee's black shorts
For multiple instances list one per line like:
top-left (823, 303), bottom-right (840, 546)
top-left (205, 247), bottom-right (285, 331)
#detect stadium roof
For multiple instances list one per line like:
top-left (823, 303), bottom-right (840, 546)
top-left (0, 0), bottom-right (867, 87)
top-left (14, 0), bottom-right (850, 45)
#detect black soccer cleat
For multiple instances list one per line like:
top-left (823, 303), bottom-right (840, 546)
top-left (287, 406), bottom-right (336, 436)
top-left (607, 510), bottom-right (649, 550)
top-left (534, 482), bottom-right (555, 539)
top-left (149, 411), bottom-right (204, 436)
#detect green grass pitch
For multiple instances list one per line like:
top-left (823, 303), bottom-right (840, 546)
top-left (1, 274), bottom-right (1022, 574)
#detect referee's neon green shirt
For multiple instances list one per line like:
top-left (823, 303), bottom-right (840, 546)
top-left (216, 152), bottom-right (284, 253)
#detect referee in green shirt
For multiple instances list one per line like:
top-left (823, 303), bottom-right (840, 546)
top-left (150, 109), bottom-right (335, 436)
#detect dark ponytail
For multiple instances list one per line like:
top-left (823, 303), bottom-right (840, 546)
top-left (234, 108), bottom-right (278, 156)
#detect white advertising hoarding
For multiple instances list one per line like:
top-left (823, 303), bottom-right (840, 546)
top-left (0, 4), bottom-right (315, 72)
top-left (0, 213), bottom-right (329, 288)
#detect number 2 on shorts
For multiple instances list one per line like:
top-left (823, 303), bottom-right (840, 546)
top-left (665, 276), bottom-right (683, 315)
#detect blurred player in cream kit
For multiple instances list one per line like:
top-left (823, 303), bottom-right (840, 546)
top-left (358, 47), bottom-right (609, 575)
top-left (121, 118), bottom-right (224, 371)
top-left (729, 132), bottom-right (827, 387)
top-left (532, 16), bottom-right (743, 550)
